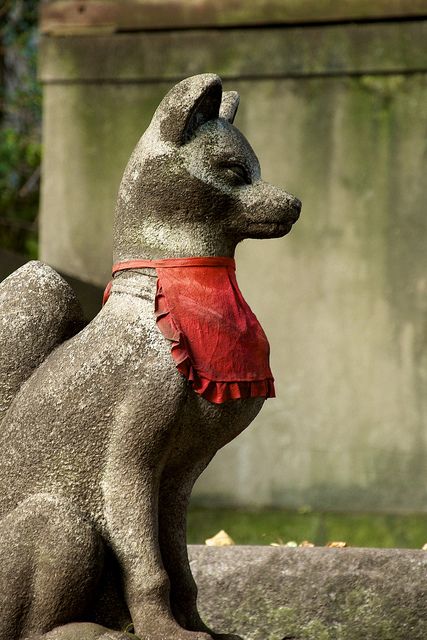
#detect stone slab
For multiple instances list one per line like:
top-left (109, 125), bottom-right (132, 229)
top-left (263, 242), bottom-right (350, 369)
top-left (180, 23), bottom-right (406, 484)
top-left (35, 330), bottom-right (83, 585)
top-left (39, 21), bottom-right (427, 82)
top-left (189, 545), bottom-right (427, 639)
top-left (40, 0), bottom-right (427, 34)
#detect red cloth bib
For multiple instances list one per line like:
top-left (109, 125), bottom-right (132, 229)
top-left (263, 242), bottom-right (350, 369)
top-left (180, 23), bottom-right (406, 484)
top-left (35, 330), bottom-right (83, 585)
top-left (104, 257), bottom-right (275, 404)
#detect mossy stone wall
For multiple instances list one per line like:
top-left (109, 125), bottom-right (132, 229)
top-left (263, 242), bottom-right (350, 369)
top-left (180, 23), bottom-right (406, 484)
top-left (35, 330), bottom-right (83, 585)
top-left (39, 12), bottom-right (427, 511)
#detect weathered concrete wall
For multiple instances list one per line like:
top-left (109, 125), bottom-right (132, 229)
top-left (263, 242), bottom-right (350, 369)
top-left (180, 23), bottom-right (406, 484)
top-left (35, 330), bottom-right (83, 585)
top-left (39, 5), bottom-right (427, 511)
top-left (190, 545), bottom-right (427, 639)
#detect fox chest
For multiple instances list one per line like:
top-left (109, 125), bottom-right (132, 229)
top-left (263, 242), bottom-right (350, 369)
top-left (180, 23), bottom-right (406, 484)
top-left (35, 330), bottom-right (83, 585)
top-left (175, 392), bottom-right (265, 456)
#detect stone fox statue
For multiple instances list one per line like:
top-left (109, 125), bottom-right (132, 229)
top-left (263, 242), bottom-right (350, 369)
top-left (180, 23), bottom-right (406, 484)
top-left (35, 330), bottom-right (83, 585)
top-left (0, 74), bottom-right (301, 640)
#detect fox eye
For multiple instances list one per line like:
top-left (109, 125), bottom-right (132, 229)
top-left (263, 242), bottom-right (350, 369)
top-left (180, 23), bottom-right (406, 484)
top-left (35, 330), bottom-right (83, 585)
top-left (219, 162), bottom-right (251, 186)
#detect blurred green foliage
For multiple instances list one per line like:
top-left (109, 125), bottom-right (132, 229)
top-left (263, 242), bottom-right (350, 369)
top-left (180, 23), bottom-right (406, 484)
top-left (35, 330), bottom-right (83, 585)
top-left (0, 0), bottom-right (41, 258)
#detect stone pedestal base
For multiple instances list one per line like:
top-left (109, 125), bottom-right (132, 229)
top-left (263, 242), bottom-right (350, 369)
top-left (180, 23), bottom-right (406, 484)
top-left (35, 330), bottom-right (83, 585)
top-left (190, 545), bottom-right (427, 639)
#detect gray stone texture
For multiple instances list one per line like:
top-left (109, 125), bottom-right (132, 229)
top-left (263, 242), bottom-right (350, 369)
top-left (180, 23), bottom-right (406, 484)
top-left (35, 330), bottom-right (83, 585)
top-left (0, 74), bottom-right (299, 638)
top-left (38, 10), bottom-right (427, 513)
top-left (0, 262), bottom-right (84, 422)
top-left (190, 545), bottom-right (427, 640)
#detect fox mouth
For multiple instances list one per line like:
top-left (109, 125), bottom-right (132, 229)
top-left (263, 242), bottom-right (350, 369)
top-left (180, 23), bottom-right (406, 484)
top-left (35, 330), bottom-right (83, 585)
top-left (247, 219), bottom-right (296, 237)
top-left (249, 200), bottom-right (301, 233)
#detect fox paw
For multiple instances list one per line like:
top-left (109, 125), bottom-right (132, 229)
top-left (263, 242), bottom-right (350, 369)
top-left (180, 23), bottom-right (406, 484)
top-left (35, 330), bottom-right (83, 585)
top-left (28, 623), bottom-right (133, 640)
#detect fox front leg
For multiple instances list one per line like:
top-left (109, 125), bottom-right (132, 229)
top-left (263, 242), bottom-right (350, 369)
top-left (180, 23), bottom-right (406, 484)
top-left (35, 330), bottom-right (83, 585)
top-left (101, 401), bottom-right (212, 640)
top-left (158, 398), bottom-right (263, 640)
top-left (158, 459), bottom-right (244, 640)
top-left (158, 451), bottom-right (249, 637)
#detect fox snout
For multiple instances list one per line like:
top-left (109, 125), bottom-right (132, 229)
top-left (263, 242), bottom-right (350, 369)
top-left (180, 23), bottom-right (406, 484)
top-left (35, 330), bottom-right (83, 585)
top-left (289, 196), bottom-right (302, 222)
top-left (272, 189), bottom-right (302, 226)
top-left (235, 181), bottom-right (301, 240)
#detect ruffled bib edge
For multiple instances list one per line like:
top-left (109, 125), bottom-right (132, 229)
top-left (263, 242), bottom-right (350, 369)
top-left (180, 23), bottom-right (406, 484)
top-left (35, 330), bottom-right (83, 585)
top-left (155, 281), bottom-right (275, 404)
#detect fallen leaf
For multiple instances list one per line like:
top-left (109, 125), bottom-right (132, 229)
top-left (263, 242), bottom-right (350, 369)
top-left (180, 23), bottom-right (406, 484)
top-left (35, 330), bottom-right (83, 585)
top-left (205, 529), bottom-right (235, 546)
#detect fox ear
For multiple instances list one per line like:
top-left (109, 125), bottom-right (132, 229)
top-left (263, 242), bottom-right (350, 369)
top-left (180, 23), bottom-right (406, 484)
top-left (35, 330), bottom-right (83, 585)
top-left (220, 91), bottom-right (240, 123)
top-left (154, 74), bottom-right (222, 146)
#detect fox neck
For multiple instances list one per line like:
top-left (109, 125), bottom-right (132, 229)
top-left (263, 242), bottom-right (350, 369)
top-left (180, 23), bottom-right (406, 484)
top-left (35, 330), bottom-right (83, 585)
top-left (113, 212), bottom-right (238, 262)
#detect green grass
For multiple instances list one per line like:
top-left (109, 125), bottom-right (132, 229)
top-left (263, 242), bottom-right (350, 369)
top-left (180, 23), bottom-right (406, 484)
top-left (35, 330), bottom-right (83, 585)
top-left (187, 507), bottom-right (427, 548)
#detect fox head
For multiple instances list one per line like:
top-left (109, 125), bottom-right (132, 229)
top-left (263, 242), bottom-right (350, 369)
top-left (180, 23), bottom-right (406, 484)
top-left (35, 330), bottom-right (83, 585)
top-left (113, 73), bottom-right (301, 261)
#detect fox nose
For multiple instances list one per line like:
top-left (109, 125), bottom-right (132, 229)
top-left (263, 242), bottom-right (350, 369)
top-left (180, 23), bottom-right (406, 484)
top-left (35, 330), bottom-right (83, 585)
top-left (289, 196), bottom-right (302, 222)
top-left (293, 197), bottom-right (302, 213)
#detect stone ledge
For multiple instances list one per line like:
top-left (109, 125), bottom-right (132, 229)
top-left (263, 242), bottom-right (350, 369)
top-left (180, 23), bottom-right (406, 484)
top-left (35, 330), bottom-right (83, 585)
top-left (40, 0), bottom-right (427, 35)
top-left (39, 20), bottom-right (427, 83)
top-left (189, 545), bottom-right (427, 639)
